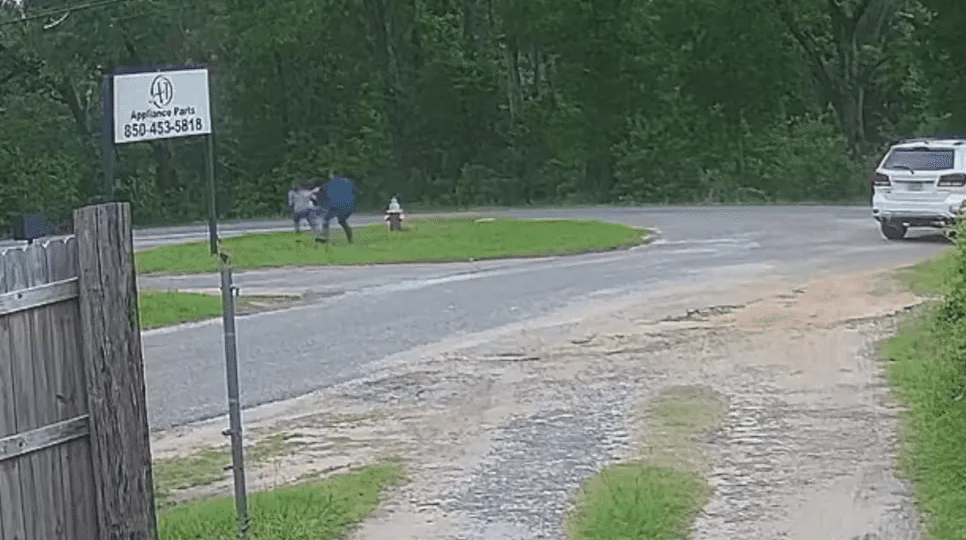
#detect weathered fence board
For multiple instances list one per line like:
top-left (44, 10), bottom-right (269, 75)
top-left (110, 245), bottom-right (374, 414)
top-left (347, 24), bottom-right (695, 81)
top-left (48, 237), bottom-right (98, 540)
top-left (0, 278), bottom-right (78, 317)
top-left (0, 414), bottom-right (89, 462)
top-left (2, 243), bottom-right (67, 538)
top-left (76, 203), bottom-right (158, 540)
top-left (0, 203), bottom-right (156, 540)
top-left (0, 249), bottom-right (26, 540)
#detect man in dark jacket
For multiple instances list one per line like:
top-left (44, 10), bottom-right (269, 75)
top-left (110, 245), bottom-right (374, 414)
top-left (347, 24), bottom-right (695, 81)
top-left (315, 172), bottom-right (360, 243)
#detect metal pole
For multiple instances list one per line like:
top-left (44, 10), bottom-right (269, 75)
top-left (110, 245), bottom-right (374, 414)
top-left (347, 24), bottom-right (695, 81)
top-left (219, 255), bottom-right (249, 539)
top-left (206, 133), bottom-right (219, 255)
top-left (100, 74), bottom-right (116, 203)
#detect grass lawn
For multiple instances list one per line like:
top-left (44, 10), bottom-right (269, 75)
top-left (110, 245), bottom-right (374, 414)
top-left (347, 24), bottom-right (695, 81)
top-left (158, 463), bottom-right (404, 540)
top-left (136, 217), bottom-right (646, 274)
top-left (568, 464), bottom-right (709, 540)
top-left (895, 253), bottom-right (954, 296)
top-left (140, 291), bottom-right (224, 329)
top-left (139, 291), bottom-right (298, 328)
top-left (567, 386), bottom-right (724, 539)
top-left (883, 249), bottom-right (966, 539)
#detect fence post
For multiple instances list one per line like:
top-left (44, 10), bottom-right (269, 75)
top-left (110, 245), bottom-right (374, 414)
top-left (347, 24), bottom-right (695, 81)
top-left (74, 203), bottom-right (158, 540)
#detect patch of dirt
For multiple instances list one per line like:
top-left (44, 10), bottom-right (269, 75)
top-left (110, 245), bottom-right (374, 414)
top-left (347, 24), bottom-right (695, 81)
top-left (151, 268), bottom-right (925, 539)
top-left (236, 294), bottom-right (304, 315)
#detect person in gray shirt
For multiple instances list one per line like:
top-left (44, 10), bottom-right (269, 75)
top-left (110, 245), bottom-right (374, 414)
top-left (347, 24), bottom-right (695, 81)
top-left (287, 182), bottom-right (320, 232)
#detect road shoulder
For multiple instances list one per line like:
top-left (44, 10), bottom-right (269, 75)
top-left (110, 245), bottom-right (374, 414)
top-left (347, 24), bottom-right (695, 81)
top-left (151, 265), bottom-right (924, 539)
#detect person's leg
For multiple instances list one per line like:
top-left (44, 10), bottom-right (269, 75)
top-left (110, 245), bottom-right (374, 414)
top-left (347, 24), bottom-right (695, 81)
top-left (320, 207), bottom-right (336, 241)
top-left (337, 212), bottom-right (352, 243)
top-left (307, 208), bottom-right (320, 232)
top-left (293, 211), bottom-right (301, 233)
top-left (334, 203), bottom-right (354, 243)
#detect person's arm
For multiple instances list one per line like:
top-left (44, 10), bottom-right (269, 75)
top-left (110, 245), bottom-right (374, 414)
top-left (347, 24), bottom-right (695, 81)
top-left (314, 187), bottom-right (328, 207)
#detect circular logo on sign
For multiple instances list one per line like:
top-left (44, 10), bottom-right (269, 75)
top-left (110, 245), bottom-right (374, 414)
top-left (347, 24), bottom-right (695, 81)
top-left (149, 75), bottom-right (174, 108)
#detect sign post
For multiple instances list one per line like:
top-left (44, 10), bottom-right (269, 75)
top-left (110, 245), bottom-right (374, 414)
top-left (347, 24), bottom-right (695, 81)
top-left (111, 66), bottom-right (219, 255)
top-left (109, 65), bottom-right (249, 539)
top-left (100, 74), bottom-right (116, 202)
top-left (205, 133), bottom-right (218, 255)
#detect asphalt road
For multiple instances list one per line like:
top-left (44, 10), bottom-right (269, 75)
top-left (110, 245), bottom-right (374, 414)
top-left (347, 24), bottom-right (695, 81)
top-left (1, 216), bottom-right (377, 252)
top-left (28, 206), bottom-right (949, 430)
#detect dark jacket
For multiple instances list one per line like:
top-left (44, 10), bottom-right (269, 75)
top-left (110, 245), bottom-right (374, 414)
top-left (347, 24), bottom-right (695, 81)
top-left (321, 176), bottom-right (359, 207)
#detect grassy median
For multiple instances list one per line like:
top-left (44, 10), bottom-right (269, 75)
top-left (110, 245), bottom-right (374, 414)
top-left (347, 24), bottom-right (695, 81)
top-left (136, 217), bottom-right (646, 274)
top-left (883, 240), bottom-right (966, 539)
top-left (158, 463), bottom-right (404, 540)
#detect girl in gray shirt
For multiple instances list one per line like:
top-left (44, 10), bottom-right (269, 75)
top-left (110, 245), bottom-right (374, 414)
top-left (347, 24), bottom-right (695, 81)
top-left (287, 183), bottom-right (320, 232)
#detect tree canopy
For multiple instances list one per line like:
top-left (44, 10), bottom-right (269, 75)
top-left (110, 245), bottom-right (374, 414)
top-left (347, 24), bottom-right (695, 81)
top-left (0, 0), bottom-right (960, 225)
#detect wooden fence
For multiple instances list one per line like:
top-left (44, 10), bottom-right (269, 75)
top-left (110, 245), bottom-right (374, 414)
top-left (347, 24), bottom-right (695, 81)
top-left (0, 203), bottom-right (157, 540)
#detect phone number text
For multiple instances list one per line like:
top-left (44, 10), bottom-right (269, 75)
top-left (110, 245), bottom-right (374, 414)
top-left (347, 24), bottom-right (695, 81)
top-left (122, 118), bottom-right (205, 139)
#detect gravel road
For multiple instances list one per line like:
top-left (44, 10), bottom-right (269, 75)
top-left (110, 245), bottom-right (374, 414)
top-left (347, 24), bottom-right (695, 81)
top-left (150, 253), bottom-right (932, 539)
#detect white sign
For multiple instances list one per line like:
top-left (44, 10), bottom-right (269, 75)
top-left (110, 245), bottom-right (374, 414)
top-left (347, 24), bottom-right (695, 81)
top-left (113, 67), bottom-right (212, 144)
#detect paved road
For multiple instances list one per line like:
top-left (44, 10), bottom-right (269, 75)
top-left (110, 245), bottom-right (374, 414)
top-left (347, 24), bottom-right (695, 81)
top-left (1, 211), bottom-right (496, 251)
top-left (97, 206), bottom-right (947, 430)
top-left (1, 215), bottom-right (381, 252)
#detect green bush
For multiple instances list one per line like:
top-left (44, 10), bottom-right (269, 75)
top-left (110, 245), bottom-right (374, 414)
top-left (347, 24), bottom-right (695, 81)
top-left (940, 219), bottom-right (966, 327)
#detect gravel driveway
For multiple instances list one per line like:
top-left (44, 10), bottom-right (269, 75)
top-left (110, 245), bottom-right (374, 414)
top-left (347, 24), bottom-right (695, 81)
top-left (152, 263), bottom-right (925, 539)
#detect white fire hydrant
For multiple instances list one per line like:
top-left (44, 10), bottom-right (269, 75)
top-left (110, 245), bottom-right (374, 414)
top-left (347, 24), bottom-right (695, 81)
top-left (385, 196), bottom-right (404, 231)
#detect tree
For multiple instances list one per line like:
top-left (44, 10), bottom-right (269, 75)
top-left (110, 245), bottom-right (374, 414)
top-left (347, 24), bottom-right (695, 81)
top-left (0, 0), bottom-right (957, 225)
top-left (771, 0), bottom-right (908, 155)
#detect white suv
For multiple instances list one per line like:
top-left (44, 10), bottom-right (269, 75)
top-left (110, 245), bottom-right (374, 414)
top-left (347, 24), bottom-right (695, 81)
top-left (872, 136), bottom-right (966, 240)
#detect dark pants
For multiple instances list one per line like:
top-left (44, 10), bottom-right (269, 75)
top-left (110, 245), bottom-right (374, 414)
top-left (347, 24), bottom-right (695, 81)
top-left (292, 208), bottom-right (319, 232)
top-left (322, 203), bottom-right (355, 242)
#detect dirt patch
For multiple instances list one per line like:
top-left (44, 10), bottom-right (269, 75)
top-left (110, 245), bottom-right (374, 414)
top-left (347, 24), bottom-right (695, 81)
top-left (237, 294), bottom-right (304, 315)
top-left (150, 267), bottom-right (924, 539)
top-left (153, 431), bottom-right (311, 506)
top-left (150, 288), bottom-right (305, 315)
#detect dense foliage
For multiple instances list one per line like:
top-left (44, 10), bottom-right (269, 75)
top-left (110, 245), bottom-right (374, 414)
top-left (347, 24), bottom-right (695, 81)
top-left (0, 0), bottom-right (962, 225)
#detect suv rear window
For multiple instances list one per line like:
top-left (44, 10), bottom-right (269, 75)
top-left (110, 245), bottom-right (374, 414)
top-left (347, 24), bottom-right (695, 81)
top-left (882, 148), bottom-right (955, 171)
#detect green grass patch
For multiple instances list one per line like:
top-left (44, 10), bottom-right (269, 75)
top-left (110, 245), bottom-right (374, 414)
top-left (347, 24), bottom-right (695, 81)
top-left (158, 463), bottom-right (405, 540)
top-left (895, 252), bottom-right (954, 296)
top-left (140, 290), bottom-right (224, 329)
top-left (567, 386), bottom-right (726, 540)
top-left (135, 217), bottom-right (647, 274)
top-left (568, 464), bottom-right (709, 540)
top-left (139, 291), bottom-right (299, 328)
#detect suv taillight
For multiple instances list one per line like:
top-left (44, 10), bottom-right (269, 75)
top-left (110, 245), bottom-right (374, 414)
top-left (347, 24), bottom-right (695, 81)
top-left (872, 173), bottom-right (890, 186)
top-left (938, 173), bottom-right (966, 187)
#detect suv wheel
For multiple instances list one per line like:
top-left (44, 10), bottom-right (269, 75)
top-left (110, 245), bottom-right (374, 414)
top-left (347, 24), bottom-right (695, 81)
top-left (881, 221), bottom-right (907, 240)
